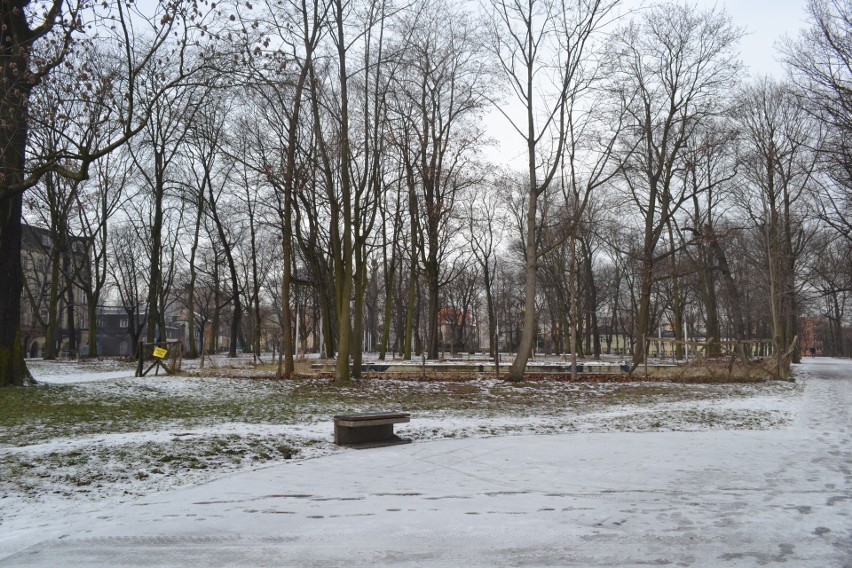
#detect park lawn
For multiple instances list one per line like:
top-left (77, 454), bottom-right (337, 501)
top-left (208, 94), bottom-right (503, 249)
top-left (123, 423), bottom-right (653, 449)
top-left (0, 357), bottom-right (800, 515)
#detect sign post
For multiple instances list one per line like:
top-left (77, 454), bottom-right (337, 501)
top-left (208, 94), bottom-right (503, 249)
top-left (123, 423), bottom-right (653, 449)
top-left (135, 341), bottom-right (184, 377)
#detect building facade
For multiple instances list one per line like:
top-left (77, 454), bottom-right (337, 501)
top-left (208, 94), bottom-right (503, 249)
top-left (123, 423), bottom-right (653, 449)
top-left (20, 224), bottom-right (90, 358)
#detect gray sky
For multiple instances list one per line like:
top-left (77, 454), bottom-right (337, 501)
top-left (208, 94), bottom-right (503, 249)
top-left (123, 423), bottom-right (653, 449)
top-left (692, 0), bottom-right (808, 77)
top-left (486, 0), bottom-right (811, 166)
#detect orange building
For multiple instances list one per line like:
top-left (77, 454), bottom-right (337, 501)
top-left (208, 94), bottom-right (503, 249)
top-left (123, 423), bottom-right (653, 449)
top-left (798, 316), bottom-right (827, 357)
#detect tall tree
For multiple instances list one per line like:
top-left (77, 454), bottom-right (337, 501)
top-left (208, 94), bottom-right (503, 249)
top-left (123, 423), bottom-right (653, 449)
top-left (307, 0), bottom-right (357, 380)
top-left (610, 2), bottom-right (741, 366)
top-left (467, 182), bottom-right (504, 359)
top-left (733, 79), bottom-right (819, 376)
top-left (680, 122), bottom-right (741, 355)
top-left (390, 0), bottom-right (489, 360)
top-left (783, 0), bottom-right (851, 244)
top-left (203, 142), bottom-right (242, 358)
top-left (485, 0), bottom-right (620, 381)
top-left (130, 85), bottom-right (201, 345)
top-left (0, 2), bottom-right (214, 386)
top-left (378, 173), bottom-right (405, 360)
top-left (237, 0), bottom-right (326, 377)
top-left (107, 224), bottom-right (147, 352)
top-left (72, 151), bottom-right (132, 358)
top-left (349, 0), bottom-right (392, 378)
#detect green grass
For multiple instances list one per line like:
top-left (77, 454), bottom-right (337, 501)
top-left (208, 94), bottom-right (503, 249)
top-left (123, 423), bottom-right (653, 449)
top-left (0, 377), bottom-right (798, 447)
top-left (0, 430), bottom-right (302, 497)
top-left (0, 373), bottom-right (800, 504)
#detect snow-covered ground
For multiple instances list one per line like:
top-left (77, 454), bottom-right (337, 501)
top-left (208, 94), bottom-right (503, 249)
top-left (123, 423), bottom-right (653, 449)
top-left (1, 358), bottom-right (849, 566)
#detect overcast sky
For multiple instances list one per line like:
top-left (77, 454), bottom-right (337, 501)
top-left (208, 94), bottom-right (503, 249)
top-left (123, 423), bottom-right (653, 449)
top-left (689, 0), bottom-right (808, 77)
top-left (485, 0), bottom-right (811, 166)
top-left (612, 0), bottom-right (810, 77)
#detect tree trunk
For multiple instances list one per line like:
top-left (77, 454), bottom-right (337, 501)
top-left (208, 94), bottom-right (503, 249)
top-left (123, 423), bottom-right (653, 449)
top-left (403, 257), bottom-right (416, 360)
top-left (634, 260), bottom-right (654, 365)
top-left (568, 235), bottom-right (578, 379)
top-left (508, 135), bottom-right (539, 381)
top-left (249, 222), bottom-right (262, 362)
top-left (186, 197), bottom-right (204, 359)
top-left (0, 5), bottom-right (37, 386)
top-left (210, 271), bottom-right (220, 355)
top-left (580, 239), bottom-right (601, 359)
top-left (425, 254), bottom-right (439, 359)
top-left (146, 152), bottom-right (165, 344)
top-left (782, 188), bottom-right (800, 364)
top-left (484, 264), bottom-right (496, 358)
top-left (277, 228), bottom-right (293, 376)
top-left (86, 293), bottom-right (98, 358)
top-left (320, 283), bottom-right (334, 358)
top-left (222, 246), bottom-right (242, 357)
top-left (829, 293), bottom-right (842, 356)
top-left (707, 226), bottom-right (745, 342)
top-left (351, 245), bottom-right (368, 378)
top-left (379, 197), bottom-right (399, 361)
top-left (332, 0), bottom-right (354, 382)
top-left (666, 220), bottom-right (685, 359)
top-left (64, 253), bottom-right (77, 357)
top-left (379, 265), bottom-right (394, 360)
top-left (42, 241), bottom-right (62, 359)
top-left (0, 191), bottom-right (30, 386)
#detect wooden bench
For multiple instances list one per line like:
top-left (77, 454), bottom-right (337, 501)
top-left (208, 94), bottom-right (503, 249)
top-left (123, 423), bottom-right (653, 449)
top-left (333, 412), bottom-right (411, 448)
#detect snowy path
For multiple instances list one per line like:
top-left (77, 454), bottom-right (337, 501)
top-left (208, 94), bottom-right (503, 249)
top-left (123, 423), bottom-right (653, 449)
top-left (1, 359), bottom-right (849, 567)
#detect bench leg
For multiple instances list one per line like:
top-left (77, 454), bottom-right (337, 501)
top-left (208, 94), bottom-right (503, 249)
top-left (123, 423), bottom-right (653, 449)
top-left (334, 423), bottom-right (395, 445)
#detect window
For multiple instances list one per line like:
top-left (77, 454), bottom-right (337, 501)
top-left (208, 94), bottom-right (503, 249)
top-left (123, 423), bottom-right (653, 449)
top-left (120, 318), bottom-right (128, 329)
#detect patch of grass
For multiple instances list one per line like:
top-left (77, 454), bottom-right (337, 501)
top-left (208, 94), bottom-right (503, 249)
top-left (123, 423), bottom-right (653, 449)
top-left (0, 368), bottom-right (800, 505)
top-left (0, 376), bottom-right (798, 448)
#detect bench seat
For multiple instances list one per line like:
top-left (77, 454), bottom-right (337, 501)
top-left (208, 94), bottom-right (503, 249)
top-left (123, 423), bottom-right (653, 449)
top-left (334, 412), bottom-right (411, 447)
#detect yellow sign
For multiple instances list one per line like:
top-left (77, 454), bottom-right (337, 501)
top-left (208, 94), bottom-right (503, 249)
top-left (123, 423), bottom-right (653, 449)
top-left (152, 347), bottom-right (168, 359)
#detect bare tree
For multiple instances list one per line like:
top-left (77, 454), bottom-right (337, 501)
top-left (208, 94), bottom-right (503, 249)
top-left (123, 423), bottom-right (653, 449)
top-left (783, 0), bottom-right (851, 244)
top-left (732, 78), bottom-right (819, 376)
top-left (24, 170), bottom-right (79, 359)
top-left (679, 121), bottom-right (742, 355)
top-left (202, 138), bottom-right (243, 358)
top-left (610, 2), bottom-right (742, 366)
top-left (484, 0), bottom-right (620, 380)
top-left (236, 0), bottom-right (326, 376)
top-left (378, 174), bottom-right (405, 360)
top-left (72, 151), bottom-right (133, 358)
top-left (0, 2), bottom-right (217, 386)
top-left (130, 83), bottom-right (203, 345)
top-left (107, 224), bottom-right (148, 351)
top-left (387, 0), bottom-right (490, 361)
top-left (467, 180), bottom-right (505, 359)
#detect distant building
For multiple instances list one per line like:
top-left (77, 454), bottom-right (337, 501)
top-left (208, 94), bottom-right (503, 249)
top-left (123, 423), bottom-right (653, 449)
top-left (93, 305), bottom-right (143, 357)
top-left (797, 316), bottom-right (852, 357)
top-left (438, 306), bottom-right (479, 353)
top-left (93, 305), bottom-right (187, 357)
top-left (20, 224), bottom-right (90, 358)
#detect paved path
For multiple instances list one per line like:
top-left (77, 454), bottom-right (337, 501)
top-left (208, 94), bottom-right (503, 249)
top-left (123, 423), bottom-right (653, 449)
top-left (1, 359), bottom-right (850, 567)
